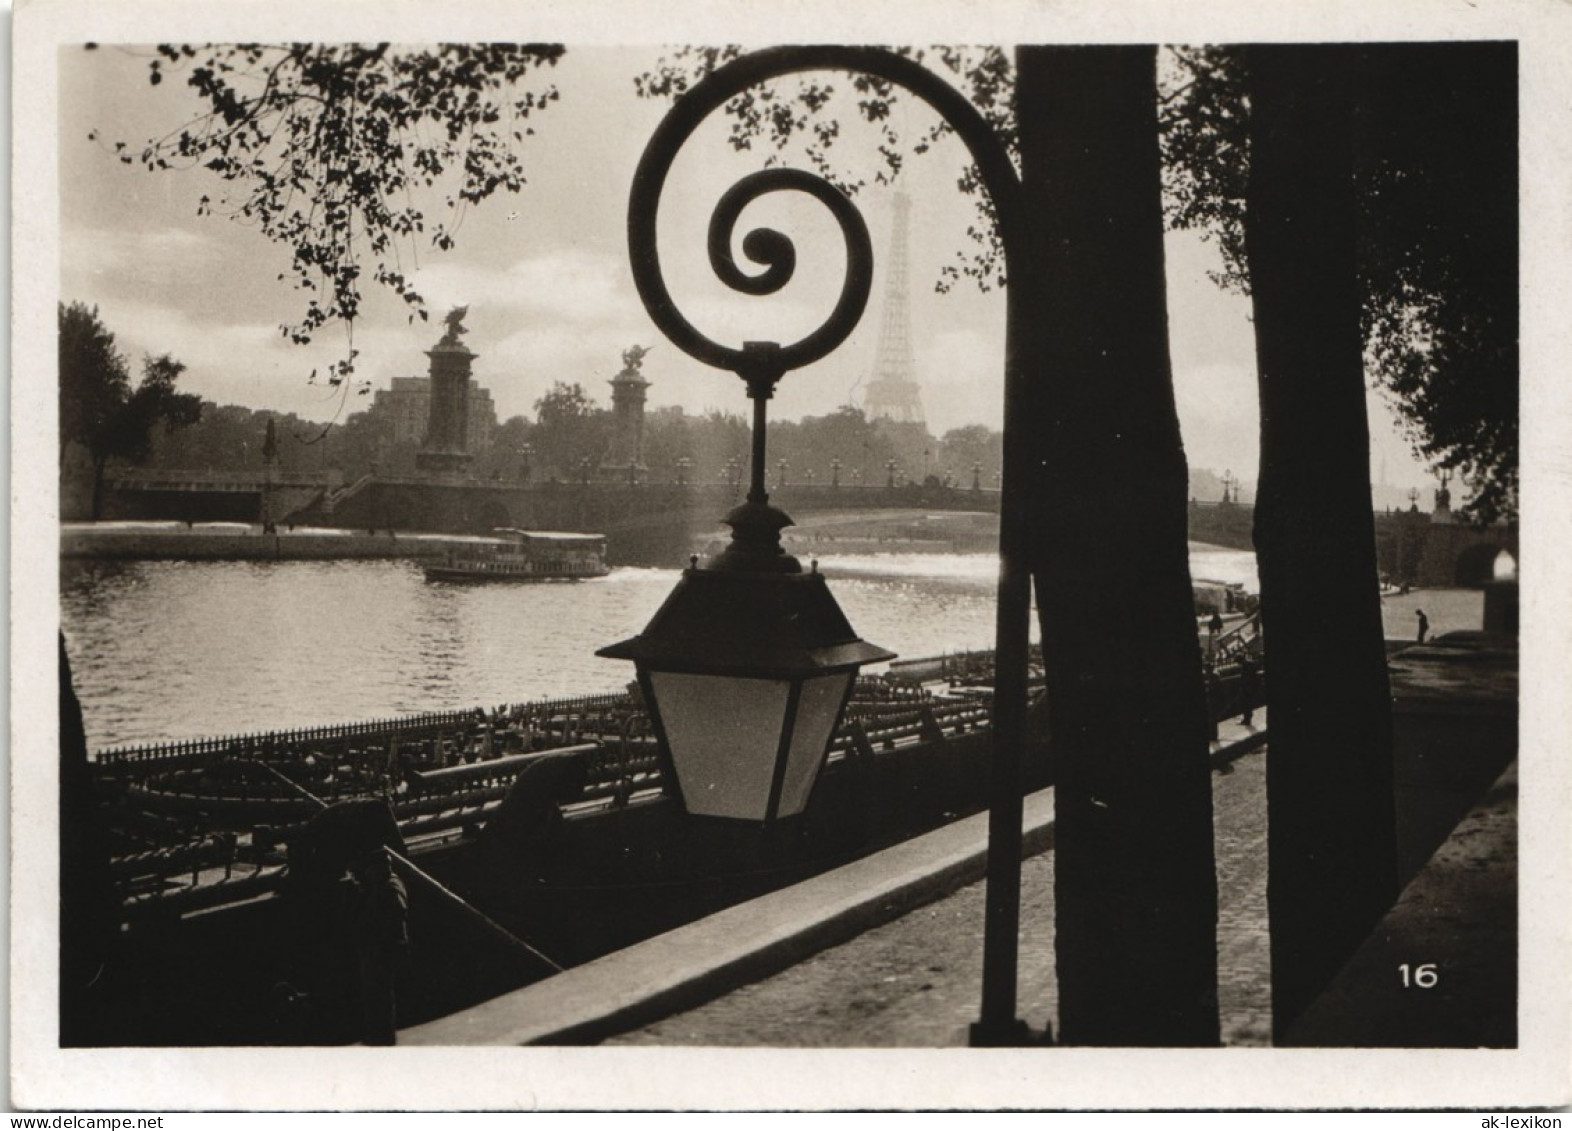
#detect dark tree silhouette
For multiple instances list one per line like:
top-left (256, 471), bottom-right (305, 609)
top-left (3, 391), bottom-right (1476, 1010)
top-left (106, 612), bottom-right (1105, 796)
top-left (60, 303), bottom-right (203, 518)
top-left (1355, 43), bottom-right (1517, 523)
top-left (1241, 44), bottom-right (1399, 1043)
top-left (1019, 46), bottom-right (1219, 1046)
top-left (1164, 44), bottom-right (1518, 522)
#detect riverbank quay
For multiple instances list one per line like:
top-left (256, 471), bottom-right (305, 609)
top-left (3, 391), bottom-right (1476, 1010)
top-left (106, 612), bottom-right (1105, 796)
top-left (60, 521), bottom-right (498, 561)
top-left (400, 712), bottom-right (1272, 1049)
top-left (404, 632), bottom-right (1516, 1059)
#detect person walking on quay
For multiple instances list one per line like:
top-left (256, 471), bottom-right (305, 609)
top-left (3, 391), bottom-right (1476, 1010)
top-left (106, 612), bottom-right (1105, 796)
top-left (1416, 609), bottom-right (1430, 643)
top-left (1238, 657), bottom-right (1259, 728)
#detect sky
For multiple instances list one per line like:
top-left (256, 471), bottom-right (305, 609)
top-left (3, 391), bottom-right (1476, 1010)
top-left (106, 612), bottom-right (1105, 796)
top-left (57, 42), bottom-right (1436, 491)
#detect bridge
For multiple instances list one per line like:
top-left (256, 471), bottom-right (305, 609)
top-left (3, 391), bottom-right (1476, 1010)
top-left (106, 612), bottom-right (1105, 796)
top-left (91, 469), bottom-right (1514, 583)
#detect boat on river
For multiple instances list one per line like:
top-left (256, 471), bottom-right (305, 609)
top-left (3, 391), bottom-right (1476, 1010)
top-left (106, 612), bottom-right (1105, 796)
top-left (423, 529), bottom-right (609, 583)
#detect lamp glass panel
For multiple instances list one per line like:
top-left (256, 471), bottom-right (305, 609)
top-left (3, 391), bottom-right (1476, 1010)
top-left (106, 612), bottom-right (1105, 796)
top-left (649, 672), bottom-right (789, 820)
top-left (776, 672), bottom-right (854, 817)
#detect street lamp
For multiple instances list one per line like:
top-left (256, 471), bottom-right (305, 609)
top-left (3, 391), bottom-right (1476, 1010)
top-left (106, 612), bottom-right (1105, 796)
top-left (831, 456), bottom-right (842, 488)
top-left (602, 148), bottom-right (894, 825)
top-left (886, 458), bottom-right (898, 488)
top-left (613, 46), bottom-right (1037, 1046)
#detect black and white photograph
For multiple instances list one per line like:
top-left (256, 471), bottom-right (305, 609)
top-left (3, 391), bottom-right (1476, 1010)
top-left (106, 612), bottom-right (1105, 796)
top-left (11, 0), bottom-right (1571, 1113)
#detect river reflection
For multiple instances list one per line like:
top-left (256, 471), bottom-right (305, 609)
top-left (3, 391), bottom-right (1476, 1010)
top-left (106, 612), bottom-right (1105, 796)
top-left (60, 545), bottom-right (1258, 751)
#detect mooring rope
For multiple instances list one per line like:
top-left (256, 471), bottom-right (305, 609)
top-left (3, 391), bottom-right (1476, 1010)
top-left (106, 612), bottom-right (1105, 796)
top-left (249, 759), bottom-right (563, 973)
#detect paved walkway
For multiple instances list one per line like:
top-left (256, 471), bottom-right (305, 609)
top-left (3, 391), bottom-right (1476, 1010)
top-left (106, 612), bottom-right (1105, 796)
top-left (404, 633), bottom-right (1515, 1051)
top-left (404, 714), bottom-right (1274, 1047)
top-left (607, 716), bottom-right (1273, 1048)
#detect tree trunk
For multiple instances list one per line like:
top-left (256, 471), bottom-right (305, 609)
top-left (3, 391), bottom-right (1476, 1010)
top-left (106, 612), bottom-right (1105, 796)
top-left (60, 635), bottom-right (118, 1045)
top-left (1019, 45), bottom-right (1220, 1046)
top-left (90, 454), bottom-right (108, 521)
top-left (1242, 45), bottom-right (1398, 1043)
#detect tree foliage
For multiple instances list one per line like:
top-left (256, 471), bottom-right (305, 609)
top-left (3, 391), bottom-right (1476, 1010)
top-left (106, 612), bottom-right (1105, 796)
top-left (640, 45), bottom-right (1516, 521)
top-left (59, 301), bottom-right (132, 461)
top-left (60, 303), bottom-right (203, 515)
top-left (1160, 44), bottom-right (1517, 522)
top-left (106, 43), bottom-right (564, 364)
top-left (105, 43), bottom-right (1516, 517)
top-left (635, 46), bottom-right (1016, 292)
top-left (531, 381), bottom-right (611, 481)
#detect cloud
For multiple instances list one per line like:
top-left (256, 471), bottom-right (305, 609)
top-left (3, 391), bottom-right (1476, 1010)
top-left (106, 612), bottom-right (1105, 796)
top-left (410, 247), bottom-right (628, 327)
top-left (64, 225), bottom-right (226, 277)
top-left (918, 327), bottom-right (1008, 435)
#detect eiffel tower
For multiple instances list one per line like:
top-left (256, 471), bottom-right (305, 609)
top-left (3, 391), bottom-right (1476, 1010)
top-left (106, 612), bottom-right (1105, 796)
top-left (862, 191), bottom-right (926, 426)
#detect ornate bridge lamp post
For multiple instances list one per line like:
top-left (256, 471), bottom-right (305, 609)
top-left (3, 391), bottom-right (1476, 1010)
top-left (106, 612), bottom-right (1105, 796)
top-left (886, 458), bottom-right (899, 489)
top-left (831, 457), bottom-right (842, 488)
top-left (777, 458), bottom-right (789, 489)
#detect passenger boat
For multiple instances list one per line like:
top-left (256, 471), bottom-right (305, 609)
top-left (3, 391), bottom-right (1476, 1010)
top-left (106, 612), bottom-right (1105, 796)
top-left (423, 529), bottom-right (609, 583)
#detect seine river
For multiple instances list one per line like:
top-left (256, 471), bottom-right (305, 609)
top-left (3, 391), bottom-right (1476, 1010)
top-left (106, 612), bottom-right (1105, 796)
top-left (61, 545), bottom-right (1265, 751)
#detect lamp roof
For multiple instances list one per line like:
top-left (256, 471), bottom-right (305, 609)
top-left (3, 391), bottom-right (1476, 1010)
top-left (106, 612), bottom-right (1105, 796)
top-left (597, 567), bottom-right (894, 677)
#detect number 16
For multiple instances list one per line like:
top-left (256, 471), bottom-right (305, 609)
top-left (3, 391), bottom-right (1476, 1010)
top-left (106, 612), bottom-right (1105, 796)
top-left (1399, 963), bottom-right (1438, 988)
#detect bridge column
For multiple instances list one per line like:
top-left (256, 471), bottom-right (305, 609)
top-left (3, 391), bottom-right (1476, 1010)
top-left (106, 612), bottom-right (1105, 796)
top-left (417, 311), bottom-right (477, 476)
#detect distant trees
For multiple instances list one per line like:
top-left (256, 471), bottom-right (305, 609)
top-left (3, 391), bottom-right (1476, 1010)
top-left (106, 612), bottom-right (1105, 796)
top-left (60, 303), bottom-right (202, 518)
top-left (531, 381), bottom-right (610, 482)
top-left (104, 44), bottom-right (1515, 515)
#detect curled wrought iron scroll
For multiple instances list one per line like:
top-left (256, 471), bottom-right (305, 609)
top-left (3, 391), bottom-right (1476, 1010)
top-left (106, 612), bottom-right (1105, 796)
top-left (628, 46), bottom-right (1024, 383)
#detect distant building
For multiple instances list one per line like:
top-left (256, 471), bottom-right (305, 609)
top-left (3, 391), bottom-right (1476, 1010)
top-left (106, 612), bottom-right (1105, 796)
top-left (369, 375), bottom-right (498, 452)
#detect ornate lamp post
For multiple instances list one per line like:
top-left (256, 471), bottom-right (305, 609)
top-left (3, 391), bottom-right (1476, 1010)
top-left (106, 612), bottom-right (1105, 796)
top-left (610, 46), bottom-right (1038, 1046)
top-left (519, 443), bottom-right (534, 485)
top-left (1221, 468), bottom-right (1237, 505)
top-left (676, 456), bottom-right (691, 487)
top-left (886, 457), bottom-right (898, 489)
top-left (972, 460), bottom-right (983, 491)
top-left (831, 456), bottom-right (842, 488)
top-left (600, 121), bottom-right (896, 826)
top-left (777, 457), bottom-right (789, 489)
